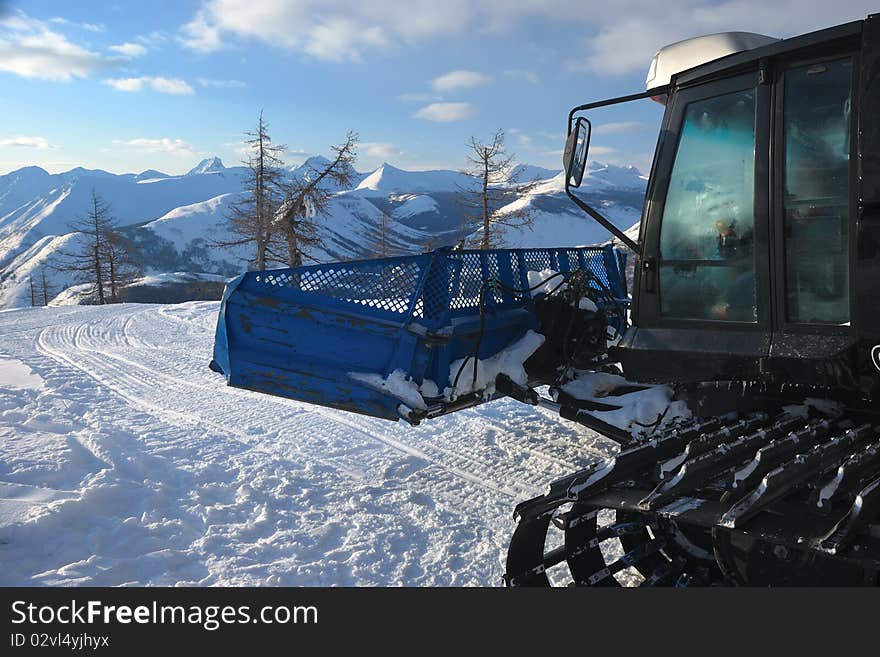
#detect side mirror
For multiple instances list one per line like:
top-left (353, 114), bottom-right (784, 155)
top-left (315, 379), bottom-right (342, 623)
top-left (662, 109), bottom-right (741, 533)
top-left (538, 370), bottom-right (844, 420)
top-left (563, 117), bottom-right (591, 188)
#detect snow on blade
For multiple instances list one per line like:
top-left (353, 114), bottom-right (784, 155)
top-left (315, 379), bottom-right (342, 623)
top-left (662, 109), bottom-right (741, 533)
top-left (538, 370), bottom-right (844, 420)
top-left (560, 371), bottom-right (691, 437)
top-left (448, 330), bottom-right (545, 398)
top-left (349, 369), bottom-right (428, 410)
top-left (526, 269), bottom-right (597, 311)
top-left (527, 269), bottom-right (567, 296)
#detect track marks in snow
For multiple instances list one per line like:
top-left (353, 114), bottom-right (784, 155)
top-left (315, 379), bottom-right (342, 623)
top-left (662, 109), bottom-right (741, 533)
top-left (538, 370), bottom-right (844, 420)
top-left (0, 302), bottom-right (613, 586)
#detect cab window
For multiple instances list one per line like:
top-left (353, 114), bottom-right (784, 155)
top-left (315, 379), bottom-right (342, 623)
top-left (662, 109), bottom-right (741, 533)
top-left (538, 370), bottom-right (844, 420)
top-left (782, 58), bottom-right (852, 324)
top-left (659, 89), bottom-right (757, 322)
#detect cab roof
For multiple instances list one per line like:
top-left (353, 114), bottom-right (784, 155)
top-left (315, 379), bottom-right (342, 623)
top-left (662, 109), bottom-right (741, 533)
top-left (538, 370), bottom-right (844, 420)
top-left (646, 32), bottom-right (779, 91)
top-left (667, 18), bottom-right (864, 90)
top-left (646, 14), bottom-right (868, 90)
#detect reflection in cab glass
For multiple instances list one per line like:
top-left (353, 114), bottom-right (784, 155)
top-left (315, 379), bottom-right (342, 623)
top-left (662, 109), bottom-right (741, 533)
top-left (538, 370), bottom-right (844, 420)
top-left (783, 59), bottom-right (851, 324)
top-left (659, 89), bottom-right (757, 322)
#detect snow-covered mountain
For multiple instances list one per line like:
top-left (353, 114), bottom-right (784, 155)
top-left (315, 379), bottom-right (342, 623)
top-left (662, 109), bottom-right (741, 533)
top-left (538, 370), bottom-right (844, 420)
top-left (0, 157), bottom-right (646, 309)
top-left (354, 162), bottom-right (474, 196)
top-left (186, 156), bottom-right (226, 176)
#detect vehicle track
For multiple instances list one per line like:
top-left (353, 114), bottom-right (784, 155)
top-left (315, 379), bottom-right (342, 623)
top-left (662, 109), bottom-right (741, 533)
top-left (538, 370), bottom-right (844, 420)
top-left (42, 304), bottom-right (609, 494)
top-left (4, 302), bottom-right (617, 585)
top-left (35, 308), bottom-right (582, 508)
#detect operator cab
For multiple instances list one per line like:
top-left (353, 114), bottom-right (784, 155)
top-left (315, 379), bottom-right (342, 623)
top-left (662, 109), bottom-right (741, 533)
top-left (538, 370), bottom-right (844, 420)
top-left (564, 16), bottom-right (880, 405)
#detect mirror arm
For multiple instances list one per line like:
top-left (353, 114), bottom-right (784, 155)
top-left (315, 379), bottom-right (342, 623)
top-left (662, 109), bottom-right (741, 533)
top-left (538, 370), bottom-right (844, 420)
top-left (563, 85), bottom-right (669, 255)
top-left (566, 86), bottom-right (670, 136)
top-left (564, 179), bottom-right (641, 255)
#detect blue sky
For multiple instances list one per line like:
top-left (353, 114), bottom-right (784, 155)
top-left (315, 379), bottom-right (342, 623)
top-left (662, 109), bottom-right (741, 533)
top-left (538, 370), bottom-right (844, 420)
top-left (0, 0), bottom-right (876, 176)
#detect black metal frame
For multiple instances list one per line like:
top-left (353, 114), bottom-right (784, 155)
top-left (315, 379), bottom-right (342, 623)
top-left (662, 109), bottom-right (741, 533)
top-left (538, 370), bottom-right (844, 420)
top-left (563, 87), bottom-right (669, 254)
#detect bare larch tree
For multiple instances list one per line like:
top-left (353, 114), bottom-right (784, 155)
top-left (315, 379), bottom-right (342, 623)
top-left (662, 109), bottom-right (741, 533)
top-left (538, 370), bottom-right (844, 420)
top-left (55, 190), bottom-right (113, 304)
top-left (273, 131), bottom-right (358, 268)
top-left (54, 190), bottom-right (138, 304)
top-left (103, 230), bottom-right (140, 303)
top-left (368, 209), bottom-right (393, 258)
top-left (40, 268), bottom-right (52, 306)
top-left (459, 129), bottom-right (535, 249)
top-left (219, 111), bottom-right (286, 271)
top-left (29, 275), bottom-right (37, 306)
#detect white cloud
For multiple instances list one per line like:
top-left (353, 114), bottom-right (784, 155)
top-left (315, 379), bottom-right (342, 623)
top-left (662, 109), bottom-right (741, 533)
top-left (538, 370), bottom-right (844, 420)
top-left (197, 77), bottom-right (247, 88)
top-left (508, 128), bottom-right (533, 149)
top-left (178, 0), bottom-right (475, 59)
top-left (0, 136), bottom-right (55, 149)
top-left (48, 17), bottom-right (105, 33)
top-left (137, 31), bottom-right (169, 47)
top-left (593, 121), bottom-right (645, 135)
top-left (413, 102), bottom-right (474, 123)
top-left (577, 0), bottom-right (879, 75)
top-left (303, 18), bottom-right (387, 62)
top-left (178, 0), bottom-right (880, 74)
top-left (431, 70), bottom-right (490, 92)
top-left (222, 140), bottom-right (252, 157)
top-left (180, 9), bottom-right (224, 53)
top-left (0, 11), bottom-right (109, 81)
top-left (104, 76), bottom-right (195, 95)
top-left (109, 42), bottom-right (147, 58)
top-left (361, 142), bottom-right (404, 159)
top-left (113, 138), bottom-right (196, 156)
top-left (589, 146), bottom-right (616, 156)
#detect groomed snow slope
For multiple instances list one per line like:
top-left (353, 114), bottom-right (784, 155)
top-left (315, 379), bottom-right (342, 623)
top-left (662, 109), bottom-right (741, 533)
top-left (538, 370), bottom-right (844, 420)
top-left (0, 302), bottom-right (617, 586)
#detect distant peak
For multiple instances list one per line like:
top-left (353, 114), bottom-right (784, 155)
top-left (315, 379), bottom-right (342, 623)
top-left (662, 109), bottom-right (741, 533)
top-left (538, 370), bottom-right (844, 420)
top-left (7, 165), bottom-right (50, 178)
top-left (186, 157), bottom-right (225, 176)
top-left (135, 169), bottom-right (170, 181)
top-left (58, 166), bottom-right (115, 179)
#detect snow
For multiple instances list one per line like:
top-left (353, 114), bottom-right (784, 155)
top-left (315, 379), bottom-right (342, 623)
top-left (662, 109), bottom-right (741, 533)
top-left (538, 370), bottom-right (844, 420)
top-left (526, 269), bottom-right (597, 311)
top-left (509, 164), bottom-right (561, 183)
top-left (0, 302), bottom-right (618, 585)
top-left (186, 157), bottom-right (226, 176)
top-left (0, 231), bottom-right (87, 309)
top-left (579, 298), bottom-right (599, 312)
top-left (0, 357), bottom-right (44, 390)
top-left (527, 268), bottom-right (568, 296)
top-left (480, 159), bottom-right (645, 251)
top-left (391, 194), bottom-right (439, 219)
top-left (348, 369), bottom-right (428, 410)
top-left (130, 272), bottom-right (229, 287)
top-left (448, 330), bottom-right (545, 398)
top-left (355, 163), bottom-right (474, 196)
top-left (1, 156), bottom-right (645, 311)
top-left (143, 193), bottom-right (240, 252)
top-left (560, 371), bottom-right (691, 436)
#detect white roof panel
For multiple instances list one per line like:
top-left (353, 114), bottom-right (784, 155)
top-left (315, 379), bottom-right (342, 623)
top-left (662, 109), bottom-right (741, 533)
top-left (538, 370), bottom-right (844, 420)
top-left (646, 32), bottom-right (779, 92)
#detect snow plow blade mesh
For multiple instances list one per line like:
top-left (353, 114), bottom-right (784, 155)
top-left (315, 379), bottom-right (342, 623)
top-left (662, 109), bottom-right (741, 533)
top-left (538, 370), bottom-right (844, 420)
top-left (210, 246), bottom-right (626, 421)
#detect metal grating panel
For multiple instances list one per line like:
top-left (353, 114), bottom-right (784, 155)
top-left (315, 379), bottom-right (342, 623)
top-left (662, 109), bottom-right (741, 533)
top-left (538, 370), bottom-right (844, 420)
top-left (249, 245), bottom-right (625, 323)
top-left (255, 259), bottom-right (423, 316)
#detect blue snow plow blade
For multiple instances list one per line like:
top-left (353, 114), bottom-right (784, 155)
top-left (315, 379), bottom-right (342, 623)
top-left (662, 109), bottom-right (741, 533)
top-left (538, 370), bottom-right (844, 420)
top-left (210, 246), bottom-right (626, 422)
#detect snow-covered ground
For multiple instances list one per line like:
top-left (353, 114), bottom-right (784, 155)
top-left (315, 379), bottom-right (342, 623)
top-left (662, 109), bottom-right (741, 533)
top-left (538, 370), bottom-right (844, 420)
top-left (0, 302), bottom-right (618, 586)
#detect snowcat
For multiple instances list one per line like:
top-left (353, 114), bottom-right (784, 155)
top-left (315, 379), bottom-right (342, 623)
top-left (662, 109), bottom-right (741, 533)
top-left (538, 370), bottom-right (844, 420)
top-left (211, 15), bottom-right (880, 585)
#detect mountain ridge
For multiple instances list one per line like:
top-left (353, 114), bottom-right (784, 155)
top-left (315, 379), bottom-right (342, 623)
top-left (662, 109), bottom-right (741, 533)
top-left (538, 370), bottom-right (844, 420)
top-left (0, 157), bottom-right (646, 309)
